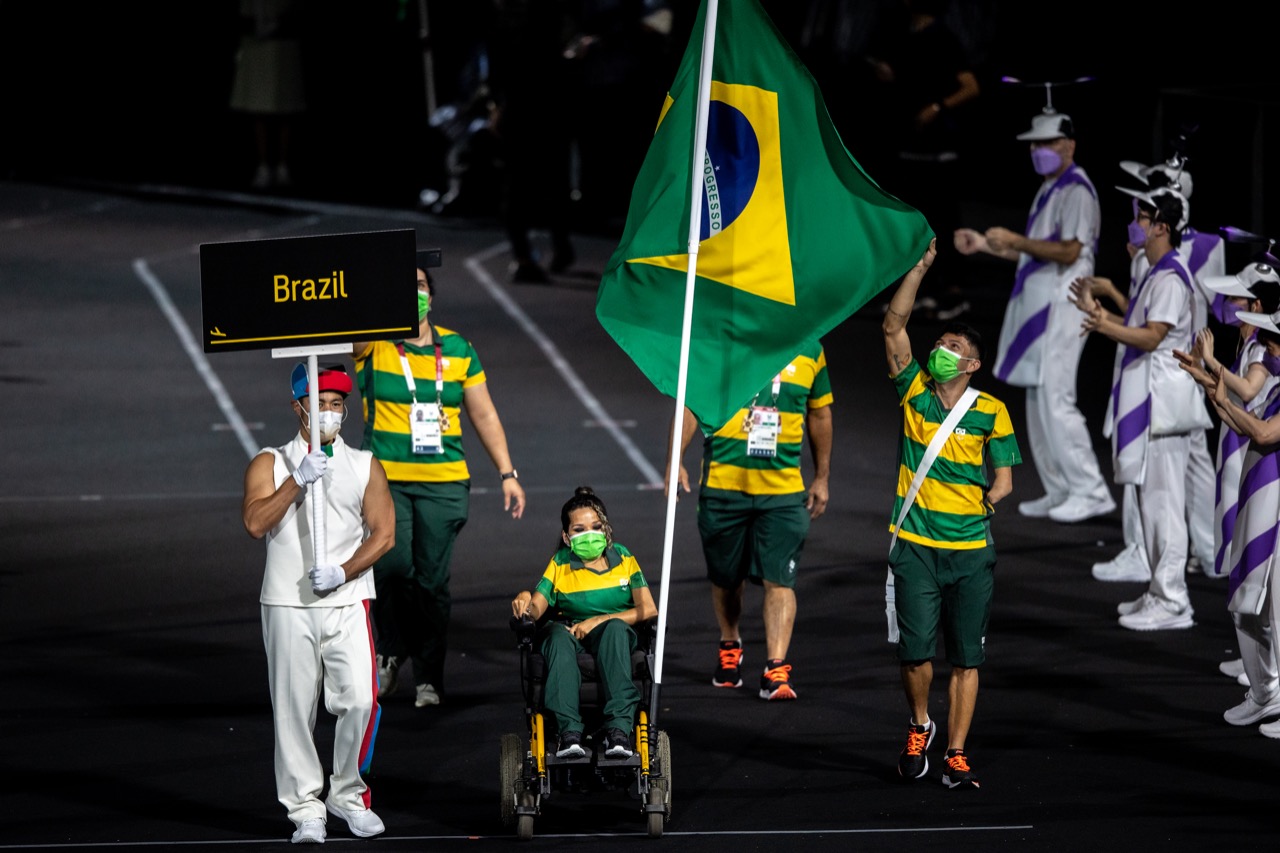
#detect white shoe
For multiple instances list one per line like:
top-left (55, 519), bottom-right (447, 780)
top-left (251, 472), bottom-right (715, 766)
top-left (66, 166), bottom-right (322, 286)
top-left (291, 818), bottom-right (326, 844)
top-left (414, 683), bottom-right (441, 707)
top-left (1186, 556), bottom-right (1203, 574)
top-left (325, 801), bottom-right (385, 838)
top-left (1118, 598), bottom-right (1194, 631)
top-left (1224, 690), bottom-right (1280, 726)
top-left (1260, 718), bottom-right (1280, 739)
top-left (251, 163), bottom-right (271, 189)
top-left (1048, 494), bottom-right (1118, 523)
top-left (1092, 545), bottom-right (1151, 582)
top-left (1018, 494), bottom-right (1063, 518)
top-left (274, 163), bottom-right (292, 187)
top-left (1220, 658), bottom-right (1245, 679)
top-left (377, 654), bottom-right (400, 698)
top-left (1239, 671), bottom-right (1251, 687)
top-left (1117, 592), bottom-right (1154, 616)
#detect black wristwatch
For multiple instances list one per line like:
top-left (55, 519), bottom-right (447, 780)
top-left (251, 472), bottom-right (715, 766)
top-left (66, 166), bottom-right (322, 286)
top-left (500, 470), bottom-right (519, 481)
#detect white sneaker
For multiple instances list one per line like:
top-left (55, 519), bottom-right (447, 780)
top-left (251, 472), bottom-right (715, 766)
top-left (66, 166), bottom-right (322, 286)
top-left (377, 654), bottom-right (400, 698)
top-left (1117, 592), bottom-right (1154, 616)
top-left (1239, 671), bottom-right (1251, 687)
top-left (1018, 494), bottom-right (1063, 518)
top-left (1118, 598), bottom-right (1194, 631)
top-left (414, 683), bottom-right (440, 707)
top-left (1048, 494), bottom-right (1118, 523)
top-left (251, 163), bottom-right (271, 189)
top-left (1220, 658), bottom-right (1245, 679)
top-left (1260, 718), bottom-right (1280, 739)
top-left (1224, 690), bottom-right (1280, 726)
top-left (325, 801), bottom-right (385, 838)
top-left (1092, 545), bottom-right (1151, 583)
top-left (291, 818), bottom-right (326, 844)
top-left (1186, 556), bottom-right (1203, 574)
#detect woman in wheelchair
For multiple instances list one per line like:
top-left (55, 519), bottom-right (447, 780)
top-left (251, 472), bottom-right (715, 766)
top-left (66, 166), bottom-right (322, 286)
top-left (510, 487), bottom-right (657, 761)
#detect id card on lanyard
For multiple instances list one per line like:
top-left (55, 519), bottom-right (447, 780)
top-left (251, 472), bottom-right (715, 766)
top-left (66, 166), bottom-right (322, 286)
top-left (396, 339), bottom-right (450, 455)
top-left (743, 373), bottom-right (782, 458)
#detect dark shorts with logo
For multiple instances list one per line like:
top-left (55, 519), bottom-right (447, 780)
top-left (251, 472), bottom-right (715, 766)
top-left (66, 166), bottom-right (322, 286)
top-left (890, 539), bottom-right (994, 668)
top-left (697, 488), bottom-right (810, 589)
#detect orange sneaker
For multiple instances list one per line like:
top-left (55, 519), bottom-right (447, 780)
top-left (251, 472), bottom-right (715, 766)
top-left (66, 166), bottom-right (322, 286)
top-left (712, 640), bottom-right (744, 688)
top-left (758, 660), bottom-right (796, 700)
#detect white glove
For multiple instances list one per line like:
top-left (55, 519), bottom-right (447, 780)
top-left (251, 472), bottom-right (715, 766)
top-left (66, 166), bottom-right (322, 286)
top-left (310, 564), bottom-right (346, 593)
top-left (293, 450), bottom-right (328, 487)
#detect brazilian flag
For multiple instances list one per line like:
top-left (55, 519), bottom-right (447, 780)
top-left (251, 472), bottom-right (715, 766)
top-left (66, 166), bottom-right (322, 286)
top-left (596, 0), bottom-right (932, 431)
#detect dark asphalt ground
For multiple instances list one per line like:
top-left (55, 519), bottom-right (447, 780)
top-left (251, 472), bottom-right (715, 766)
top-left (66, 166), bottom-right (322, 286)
top-left (2, 179), bottom-right (1275, 851)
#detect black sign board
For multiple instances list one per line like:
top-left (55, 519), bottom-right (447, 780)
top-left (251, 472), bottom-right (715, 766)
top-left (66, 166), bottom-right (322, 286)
top-left (199, 229), bottom-right (419, 353)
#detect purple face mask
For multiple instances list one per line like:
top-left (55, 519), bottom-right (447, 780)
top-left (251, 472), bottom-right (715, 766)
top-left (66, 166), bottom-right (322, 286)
top-left (1127, 221), bottom-right (1148, 248)
top-left (1214, 299), bottom-right (1245, 327)
top-left (1262, 351), bottom-right (1280, 376)
top-left (1031, 147), bottom-right (1062, 176)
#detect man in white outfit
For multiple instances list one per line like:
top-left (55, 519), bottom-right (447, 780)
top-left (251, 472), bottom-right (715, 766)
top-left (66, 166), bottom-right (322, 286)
top-left (1071, 188), bottom-right (1204, 630)
top-left (242, 363), bottom-right (395, 844)
top-left (955, 109), bottom-right (1115, 524)
top-left (1089, 157), bottom-right (1220, 582)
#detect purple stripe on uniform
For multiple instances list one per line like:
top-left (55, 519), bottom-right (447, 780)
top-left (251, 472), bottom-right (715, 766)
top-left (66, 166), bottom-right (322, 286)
top-left (1115, 396), bottom-right (1152, 453)
top-left (1185, 230), bottom-right (1221, 277)
top-left (1230, 526), bottom-right (1280, 594)
top-left (994, 305), bottom-right (1050, 381)
top-left (1215, 502), bottom-right (1239, 576)
top-left (1238, 452), bottom-right (1280, 506)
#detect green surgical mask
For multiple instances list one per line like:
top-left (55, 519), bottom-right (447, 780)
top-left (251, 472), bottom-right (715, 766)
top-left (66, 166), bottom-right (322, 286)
top-left (568, 531), bottom-right (608, 561)
top-left (417, 291), bottom-right (431, 321)
top-left (927, 344), bottom-right (969, 383)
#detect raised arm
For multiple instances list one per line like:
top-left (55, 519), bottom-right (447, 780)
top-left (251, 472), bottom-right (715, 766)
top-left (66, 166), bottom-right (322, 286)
top-left (883, 239), bottom-right (936, 377)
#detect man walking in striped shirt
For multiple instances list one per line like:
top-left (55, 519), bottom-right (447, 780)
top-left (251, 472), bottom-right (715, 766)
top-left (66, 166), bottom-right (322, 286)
top-left (882, 239), bottom-right (1022, 788)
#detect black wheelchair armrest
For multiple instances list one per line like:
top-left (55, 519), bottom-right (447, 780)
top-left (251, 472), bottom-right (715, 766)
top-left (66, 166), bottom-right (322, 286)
top-left (510, 614), bottom-right (539, 648)
top-left (634, 617), bottom-right (658, 651)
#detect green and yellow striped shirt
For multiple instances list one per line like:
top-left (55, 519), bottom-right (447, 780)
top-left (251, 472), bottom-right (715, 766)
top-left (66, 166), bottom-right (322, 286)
top-left (354, 329), bottom-right (486, 483)
top-left (889, 359), bottom-right (1020, 549)
top-left (536, 543), bottom-right (648, 623)
top-left (701, 345), bottom-right (833, 496)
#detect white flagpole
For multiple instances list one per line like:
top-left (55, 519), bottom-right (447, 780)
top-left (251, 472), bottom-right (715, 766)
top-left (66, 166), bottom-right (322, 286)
top-left (307, 354), bottom-right (327, 566)
top-left (652, 0), bottom-right (719, 693)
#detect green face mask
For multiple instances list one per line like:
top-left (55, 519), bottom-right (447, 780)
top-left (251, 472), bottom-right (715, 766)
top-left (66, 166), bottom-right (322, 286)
top-left (417, 291), bottom-right (431, 321)
top-left (568, 531), bottom-right (608, 561)
top-left (927, 344), bottom-right (968, 383)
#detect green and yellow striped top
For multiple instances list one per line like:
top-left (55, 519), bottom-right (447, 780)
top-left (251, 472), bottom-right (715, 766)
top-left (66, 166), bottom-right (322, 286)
top-left (889, 359), bottom-right (1021, 550)
top-left (536, 543), bottom-right (648, 623)
top-left (354, 329), bottom-right (486, 483)
top-left (701, 345), bottom-right (832, 496)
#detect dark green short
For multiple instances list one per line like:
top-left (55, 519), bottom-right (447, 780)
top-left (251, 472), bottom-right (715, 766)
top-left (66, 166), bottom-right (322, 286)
top-left (697, 488), bottom-right (809, 589)
top-left (890, 539), bottom-right (994, 667)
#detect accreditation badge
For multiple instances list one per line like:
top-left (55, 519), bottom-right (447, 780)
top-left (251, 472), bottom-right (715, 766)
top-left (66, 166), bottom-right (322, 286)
top-left (745, 406), bottom-right (780, 458)
top-left (410, 401), bottom-right (444, 455)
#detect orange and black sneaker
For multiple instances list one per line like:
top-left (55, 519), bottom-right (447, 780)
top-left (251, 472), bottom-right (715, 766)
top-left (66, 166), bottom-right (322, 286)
top-left (712, 640), bottom-right (744, 688)
top-left (758, 659), bottom-right (797, 700)
top-left (942, 748), bottom-right (979, 789)
top-left (896, 720), bottom-right (936, 779)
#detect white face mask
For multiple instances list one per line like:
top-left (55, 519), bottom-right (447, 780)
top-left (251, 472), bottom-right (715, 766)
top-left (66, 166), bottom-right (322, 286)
top-left (316, 410), bottom-right (344, 442)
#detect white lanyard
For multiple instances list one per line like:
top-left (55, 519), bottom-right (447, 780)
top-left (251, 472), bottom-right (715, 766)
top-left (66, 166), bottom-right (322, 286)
top-left (395, 338), bottom-right (444, 407)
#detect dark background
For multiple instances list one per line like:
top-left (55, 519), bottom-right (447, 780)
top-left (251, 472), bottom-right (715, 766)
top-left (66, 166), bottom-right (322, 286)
top-left (1, 0), bottom-right (1276, 261)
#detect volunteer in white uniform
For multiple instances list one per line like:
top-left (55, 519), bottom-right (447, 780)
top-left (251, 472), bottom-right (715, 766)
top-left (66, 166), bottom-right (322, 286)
top-left (954, 107), bottom-right (1114, 524)
top-left (242, 363), bottom-right (395, 844)
top-left (1088, 159), bottom-right (1221, 581)
top-left (1071, 188), bottom-right (1205, 630)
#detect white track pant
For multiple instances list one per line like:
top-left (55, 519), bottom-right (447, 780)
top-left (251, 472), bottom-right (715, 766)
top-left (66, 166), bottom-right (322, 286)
top-left (262, 602), bottom-right (379, 826)
top-left (1186, 428), bottom-right (1215, 569)
top-left (1138, 434), bottom-right (1191, 611)
top-left (1233, 609), bottom-right (1279, 702)
top-left (1024, 308), bottom-right (1110, 503)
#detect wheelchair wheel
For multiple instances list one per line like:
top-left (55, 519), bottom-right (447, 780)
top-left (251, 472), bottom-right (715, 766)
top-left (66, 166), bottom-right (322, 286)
top-left (499, 733), bottom-right (523, 829)
top-left (646, 730), bottom-right (672, 839)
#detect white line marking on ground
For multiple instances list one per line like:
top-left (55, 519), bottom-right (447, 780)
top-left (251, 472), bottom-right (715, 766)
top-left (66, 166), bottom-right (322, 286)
top-left (0, 824), bottom-right (1034, 848)
top-left (464, 244), bottom-right (662, 487)
top-left (132, 259), bottom-right (258, 459)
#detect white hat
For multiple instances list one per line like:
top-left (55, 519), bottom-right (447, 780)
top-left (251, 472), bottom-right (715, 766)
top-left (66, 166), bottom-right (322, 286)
top-left (1236, 310), bottom-right (1280, 334)
top-left (1118, 159), bottom-right (1194, 199)
top-left (1016, 112), bottom-right (1074, 141)
top-left (1203, 262), bottom-right (1280, 298)
top-left (1115, 185), bottom-right (1190, 232)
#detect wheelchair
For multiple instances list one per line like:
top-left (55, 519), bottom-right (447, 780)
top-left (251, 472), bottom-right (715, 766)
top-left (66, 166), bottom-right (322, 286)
top-left (499, 615), bottom-right (672, 839)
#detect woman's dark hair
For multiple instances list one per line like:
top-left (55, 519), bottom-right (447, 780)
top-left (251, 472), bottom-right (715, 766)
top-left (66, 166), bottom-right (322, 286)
top-left (1250, 280), bottom-right (1280, 315)
top-left (1257, 327), bottom-right (1280, 349)
top-left (559, 486), bottom-right (613, 547)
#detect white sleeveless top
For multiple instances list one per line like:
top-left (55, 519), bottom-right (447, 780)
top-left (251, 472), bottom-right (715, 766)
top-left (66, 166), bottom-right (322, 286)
top-left (259, 434), bottom-right (377, 607)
